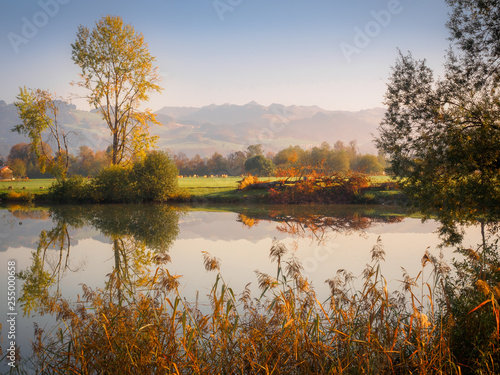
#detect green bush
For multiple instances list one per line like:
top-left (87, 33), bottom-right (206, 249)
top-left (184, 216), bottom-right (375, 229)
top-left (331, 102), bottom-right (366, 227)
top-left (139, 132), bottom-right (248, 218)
top-left (92, 152), bottom-right (178, 203)
top-left (131, 151), bottom-right (178, 202)
top-left (92, 164), bottom-right (135, 203)
top-left (49, 176), bottom-right (93, 203)
top-left (355, 192), bottom-right (376, 203)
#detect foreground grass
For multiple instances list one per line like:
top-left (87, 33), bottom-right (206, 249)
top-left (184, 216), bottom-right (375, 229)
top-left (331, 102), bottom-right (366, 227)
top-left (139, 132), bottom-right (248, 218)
top-left (9, 238), bottom-right (488, 374)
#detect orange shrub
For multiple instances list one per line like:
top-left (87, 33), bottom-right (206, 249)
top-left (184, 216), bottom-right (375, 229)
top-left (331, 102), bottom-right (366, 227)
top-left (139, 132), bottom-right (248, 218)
top-left (269, 172), bottom-right (370, 204)
top-left (238, 175), bottom-right (260, 190)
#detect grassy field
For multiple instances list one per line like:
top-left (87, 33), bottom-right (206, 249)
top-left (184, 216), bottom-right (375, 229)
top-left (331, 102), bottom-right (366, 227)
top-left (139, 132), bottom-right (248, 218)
top-left (0, 178), bottom-right (54, 192)
top-left (0, 175), bottom-right (398, 203)
top-left (177, 176), bottom-right (241, 195)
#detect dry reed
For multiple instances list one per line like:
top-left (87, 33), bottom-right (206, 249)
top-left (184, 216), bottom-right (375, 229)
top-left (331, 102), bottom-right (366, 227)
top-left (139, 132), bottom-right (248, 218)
top-left (8, 238), bottom-right (500, 374)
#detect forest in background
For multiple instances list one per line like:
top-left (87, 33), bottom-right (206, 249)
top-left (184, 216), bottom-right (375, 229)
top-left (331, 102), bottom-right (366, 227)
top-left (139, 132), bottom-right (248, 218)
top-left (1, 140), bottom-right (386, 179)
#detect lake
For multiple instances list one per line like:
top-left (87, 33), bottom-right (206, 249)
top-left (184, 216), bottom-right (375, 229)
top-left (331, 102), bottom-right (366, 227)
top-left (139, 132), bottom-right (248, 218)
top-left (0, 203), bottom-right (483, 372)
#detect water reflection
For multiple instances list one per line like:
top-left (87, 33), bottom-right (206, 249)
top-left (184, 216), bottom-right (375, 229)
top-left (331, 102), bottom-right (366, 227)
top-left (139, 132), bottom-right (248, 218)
top-left (10, 204), bottom-right (411, 315)
top-left (48, 204), bottom-right (181, 251)
top-left (18, 220), bottom-right (73, 316)
top-left (1, 203), bottom-right (494, 373)
top-left (235, 205), bottom-right (405, 244)
top-left (17, 204), bottom-right (182, 315)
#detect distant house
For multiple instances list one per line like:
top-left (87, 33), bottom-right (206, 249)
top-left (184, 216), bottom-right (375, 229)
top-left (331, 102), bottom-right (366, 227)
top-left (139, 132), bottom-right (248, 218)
top-left (0, 166), bottom-right (13, 180)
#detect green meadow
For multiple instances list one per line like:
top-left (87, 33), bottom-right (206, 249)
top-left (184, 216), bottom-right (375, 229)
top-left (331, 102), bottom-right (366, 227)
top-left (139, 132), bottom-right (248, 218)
top-left (0, 175), bottom-right (398, 203)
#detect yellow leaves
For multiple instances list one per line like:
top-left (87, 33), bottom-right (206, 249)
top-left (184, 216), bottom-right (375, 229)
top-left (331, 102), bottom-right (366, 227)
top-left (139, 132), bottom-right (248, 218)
top-left (494, 285), bottom-right (500, 300)
top-left (476, 279), bottom-right (491, 295)
top-left (464, 247), bottom-right (481, 261)
top-left (239, 214), bottom-right (256, 228)
top-left (238, 175), bottom-right (261, 190)
top-left (128, 109), bottom-right (160, 162)
top-left (14, 87), bottom-right (71, 179)
top-left (412, 308), bottom-right (431, 329)
top-left (72, 15), bottom-right (163, 165)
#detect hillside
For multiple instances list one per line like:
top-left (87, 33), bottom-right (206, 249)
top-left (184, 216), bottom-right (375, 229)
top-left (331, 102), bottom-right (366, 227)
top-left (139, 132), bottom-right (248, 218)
top-left (0, 100), bottom-right (384, 158)
top-left (153, 102), bottom-right (384, 156)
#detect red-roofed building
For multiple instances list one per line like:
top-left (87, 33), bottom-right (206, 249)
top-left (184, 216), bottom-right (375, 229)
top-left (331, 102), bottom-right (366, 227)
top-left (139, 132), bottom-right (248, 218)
top-left (0, 166), bottom-right (13, 180)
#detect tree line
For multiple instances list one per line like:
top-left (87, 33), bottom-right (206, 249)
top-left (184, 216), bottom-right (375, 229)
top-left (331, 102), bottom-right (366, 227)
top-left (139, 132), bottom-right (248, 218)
top-left (1, 140), bottom-right (387, 179)
top-left (1, 143), bottom-right (109, 179)
top-left (175, 141), bottom-right (386, 177)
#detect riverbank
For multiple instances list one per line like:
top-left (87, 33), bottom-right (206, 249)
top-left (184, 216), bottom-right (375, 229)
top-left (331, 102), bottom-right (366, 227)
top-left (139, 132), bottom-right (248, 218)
top-left (0, 176), bottom-right (406, 205)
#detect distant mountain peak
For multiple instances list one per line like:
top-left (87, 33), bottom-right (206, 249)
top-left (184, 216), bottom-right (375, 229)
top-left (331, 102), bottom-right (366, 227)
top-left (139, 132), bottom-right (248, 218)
top-left (244, 101), bottom-right (260, 107)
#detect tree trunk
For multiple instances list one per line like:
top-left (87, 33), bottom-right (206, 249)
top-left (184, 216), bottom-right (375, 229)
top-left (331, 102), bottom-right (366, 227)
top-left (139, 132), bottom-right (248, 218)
top-left (112, 132), bottom-right (119, 165)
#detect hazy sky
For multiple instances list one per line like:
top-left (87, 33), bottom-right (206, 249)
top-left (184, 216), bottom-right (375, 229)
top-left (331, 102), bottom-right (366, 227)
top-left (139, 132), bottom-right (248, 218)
top-left (1, 0), bottom-right (451, 111)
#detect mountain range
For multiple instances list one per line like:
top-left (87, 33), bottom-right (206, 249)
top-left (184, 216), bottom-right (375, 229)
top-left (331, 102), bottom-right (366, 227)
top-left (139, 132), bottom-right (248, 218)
top-left (0, 100), bottom-right (385, 158)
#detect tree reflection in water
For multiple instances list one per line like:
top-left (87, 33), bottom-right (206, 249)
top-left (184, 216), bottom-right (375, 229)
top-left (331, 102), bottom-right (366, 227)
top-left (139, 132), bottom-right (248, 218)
top-left (18, 204), bottom-right (182, 316)
top-left (19, 221), bottom-right (74, 316)
top-left (18, 204), bottom-right (407, 316)
top-left (237, 205), bottom-right (405, 245)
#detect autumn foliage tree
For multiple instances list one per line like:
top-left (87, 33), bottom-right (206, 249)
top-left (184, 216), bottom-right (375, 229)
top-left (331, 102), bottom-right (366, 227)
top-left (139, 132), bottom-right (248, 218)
top-left (9, 158), bottom-right (27, 178)
top-left (7, 143), bottom-right (53, 178)
top-left (13, 88), bottom-right (72, 179)
top-left (72, 15), bottom-right (162, 165)
top-left (70, 146), bottom-right (110, 177)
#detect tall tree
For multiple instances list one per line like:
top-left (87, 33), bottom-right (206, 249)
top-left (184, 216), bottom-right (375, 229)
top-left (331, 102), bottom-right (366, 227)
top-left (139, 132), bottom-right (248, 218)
top-left (446, 0), bottom-right (500, 79)
top-left (9, 159), bottom-right (27, 178)
top-left (352, 154), bottom-right (383, 174)
top-left (72, 15), bottom-right (162, 165)
top-left (206, 152), bottom-right (228, 174)
top-left (274, 146), bottom-right (306, 168)
top-left (244, 155), bottom-right (274, 176)
top-left (227, 151), bottom-right (247, 175)
top-left (245, 144), bottom-right (264, 159)
top-left (13, 88), bottom-right (72, 179)
top-left (376, 1), bottom-right (500, 242)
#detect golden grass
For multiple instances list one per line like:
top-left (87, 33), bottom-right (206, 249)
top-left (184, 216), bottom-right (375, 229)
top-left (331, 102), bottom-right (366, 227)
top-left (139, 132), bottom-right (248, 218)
top-left (18, 237), bottom-right (478, 374)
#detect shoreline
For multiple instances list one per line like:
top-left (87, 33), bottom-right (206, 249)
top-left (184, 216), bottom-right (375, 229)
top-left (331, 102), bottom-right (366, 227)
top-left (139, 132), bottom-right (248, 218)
top-left (0, 176), bottom-right (406, 206)
top-left (0, 186), bottom-right (406, 206)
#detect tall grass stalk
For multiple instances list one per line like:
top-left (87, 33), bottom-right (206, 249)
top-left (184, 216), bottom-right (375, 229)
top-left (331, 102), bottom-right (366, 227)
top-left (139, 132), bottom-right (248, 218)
top-left (12, 238), bottom-right (499, 374)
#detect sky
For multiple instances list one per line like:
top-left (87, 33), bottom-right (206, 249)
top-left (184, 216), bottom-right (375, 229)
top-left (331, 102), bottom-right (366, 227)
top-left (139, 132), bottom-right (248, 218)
top-left (0, 0), bottom-right (451, 112)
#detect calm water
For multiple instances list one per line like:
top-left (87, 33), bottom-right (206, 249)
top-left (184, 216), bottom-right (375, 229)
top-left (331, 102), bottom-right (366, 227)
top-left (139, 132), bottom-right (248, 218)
top-left (0, 203), bottom-right (483, 372)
